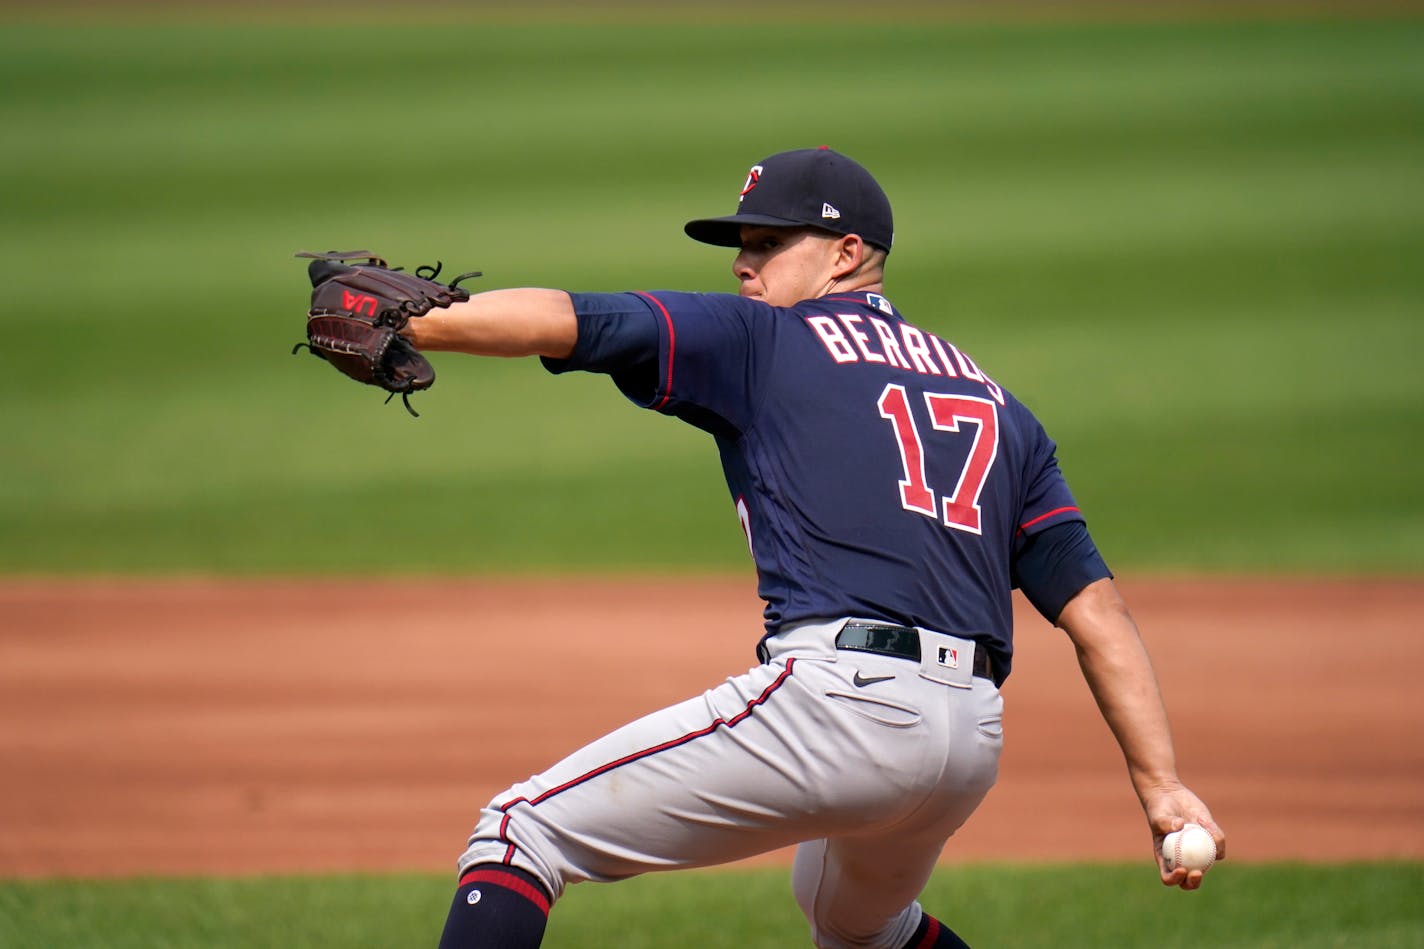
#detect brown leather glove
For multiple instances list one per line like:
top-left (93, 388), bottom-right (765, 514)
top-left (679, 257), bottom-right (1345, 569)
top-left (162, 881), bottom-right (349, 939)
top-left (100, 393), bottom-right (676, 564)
top-left (293, 250), bottom-right (480, 416)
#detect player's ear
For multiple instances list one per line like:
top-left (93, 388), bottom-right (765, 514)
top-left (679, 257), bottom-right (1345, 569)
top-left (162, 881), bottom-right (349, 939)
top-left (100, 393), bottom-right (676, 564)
top-left (831, 234), bottom-right (865, 279)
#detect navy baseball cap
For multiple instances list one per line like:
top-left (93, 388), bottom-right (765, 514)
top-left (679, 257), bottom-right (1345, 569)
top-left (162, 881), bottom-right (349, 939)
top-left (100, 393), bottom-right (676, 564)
top-left (684, 147), bottom-right (894, 252)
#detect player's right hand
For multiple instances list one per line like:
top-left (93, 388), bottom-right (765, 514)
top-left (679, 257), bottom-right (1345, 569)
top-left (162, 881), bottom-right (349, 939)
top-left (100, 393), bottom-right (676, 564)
top-left (1142, 783), bottom-right (1226, 890)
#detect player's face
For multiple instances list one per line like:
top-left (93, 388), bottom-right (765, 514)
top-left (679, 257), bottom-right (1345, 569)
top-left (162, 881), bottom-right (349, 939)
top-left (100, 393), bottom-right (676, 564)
top-left (733, 226), bottom-right (845, 307)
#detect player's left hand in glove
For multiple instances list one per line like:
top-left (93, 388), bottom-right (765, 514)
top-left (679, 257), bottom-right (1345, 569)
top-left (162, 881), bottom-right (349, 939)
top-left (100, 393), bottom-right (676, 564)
top-left (292, 250), bottom-right (481, 416)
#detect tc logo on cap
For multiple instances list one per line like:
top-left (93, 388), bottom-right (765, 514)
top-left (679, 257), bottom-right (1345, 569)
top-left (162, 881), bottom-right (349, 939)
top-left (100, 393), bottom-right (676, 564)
top-left (738, 165), bottom-right (763, 203)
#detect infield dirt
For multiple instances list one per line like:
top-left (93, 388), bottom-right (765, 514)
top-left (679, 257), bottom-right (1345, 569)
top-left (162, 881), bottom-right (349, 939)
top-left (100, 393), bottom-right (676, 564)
top-left (1, 577), bottom-right (1419, 877)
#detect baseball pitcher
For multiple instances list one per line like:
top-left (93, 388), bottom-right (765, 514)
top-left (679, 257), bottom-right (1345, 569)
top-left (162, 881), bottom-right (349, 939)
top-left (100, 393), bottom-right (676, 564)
top-left (296, 147), bottom-right (1225, 949)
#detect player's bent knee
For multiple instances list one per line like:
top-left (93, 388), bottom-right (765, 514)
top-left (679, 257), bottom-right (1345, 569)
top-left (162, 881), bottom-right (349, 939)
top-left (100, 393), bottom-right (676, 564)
top-left (454, 800), bottom-right (565, 902)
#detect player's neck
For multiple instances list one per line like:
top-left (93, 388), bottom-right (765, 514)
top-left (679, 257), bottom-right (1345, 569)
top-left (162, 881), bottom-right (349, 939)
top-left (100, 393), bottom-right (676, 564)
top-left (823, 273), bottom-right (884, 299)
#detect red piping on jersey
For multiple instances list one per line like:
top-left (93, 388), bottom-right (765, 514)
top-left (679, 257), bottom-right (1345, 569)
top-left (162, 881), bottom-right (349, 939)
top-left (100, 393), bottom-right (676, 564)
top-left (913, 916), bottom-right (942, 948)
top-left (634, 291), bottom-right (676, 411)
top-left (492, 658), bottom-right (799, 863)
top-left (1017, 506), bottom-right (1081, 535)
top-left (456, 867), bottom-right (551, 915)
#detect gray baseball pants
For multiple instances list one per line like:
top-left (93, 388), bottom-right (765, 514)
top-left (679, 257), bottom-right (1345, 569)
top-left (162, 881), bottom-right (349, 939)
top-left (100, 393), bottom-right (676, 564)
top-left (456, 618), bottom-right (1004, 949)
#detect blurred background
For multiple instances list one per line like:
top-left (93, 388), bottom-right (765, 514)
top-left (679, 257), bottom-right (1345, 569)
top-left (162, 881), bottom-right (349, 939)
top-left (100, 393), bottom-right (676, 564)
top-left (2, 4), bottom-right (1422, 944)
top-left (2, 1), bottom-right (1421, 578)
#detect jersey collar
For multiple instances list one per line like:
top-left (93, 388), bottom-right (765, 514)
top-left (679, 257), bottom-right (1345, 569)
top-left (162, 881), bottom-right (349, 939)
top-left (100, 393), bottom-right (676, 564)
top-left (820, 291), bottom-right (898, 318)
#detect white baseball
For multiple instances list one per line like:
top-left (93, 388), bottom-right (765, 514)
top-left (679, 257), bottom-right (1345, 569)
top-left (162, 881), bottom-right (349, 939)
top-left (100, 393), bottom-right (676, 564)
top-left (1161, 823), bottom-right (1216, 872)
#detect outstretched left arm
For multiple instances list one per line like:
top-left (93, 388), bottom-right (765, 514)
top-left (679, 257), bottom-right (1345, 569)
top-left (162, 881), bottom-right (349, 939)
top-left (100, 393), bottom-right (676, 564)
top-left (1056, 577), bottom-right (1226, 890)
top-left (403, 288), bottom-right (578, 359)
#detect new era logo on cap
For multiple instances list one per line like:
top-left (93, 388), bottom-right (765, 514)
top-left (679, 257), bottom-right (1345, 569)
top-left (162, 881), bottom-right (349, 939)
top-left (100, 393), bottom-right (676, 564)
top-left (821, 203), bottom-right (841, 220)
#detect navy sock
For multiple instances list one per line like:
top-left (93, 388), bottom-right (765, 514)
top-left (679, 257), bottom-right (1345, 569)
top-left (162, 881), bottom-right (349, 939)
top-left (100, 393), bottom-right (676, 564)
top-left (437, 865), bottom-right (551, 949)
top-left (902, 912), bottom-right (971, 949)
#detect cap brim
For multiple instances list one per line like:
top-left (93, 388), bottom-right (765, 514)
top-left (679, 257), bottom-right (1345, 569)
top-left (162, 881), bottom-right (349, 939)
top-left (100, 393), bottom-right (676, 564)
top-left (683, 213), bottom-right (810, 247)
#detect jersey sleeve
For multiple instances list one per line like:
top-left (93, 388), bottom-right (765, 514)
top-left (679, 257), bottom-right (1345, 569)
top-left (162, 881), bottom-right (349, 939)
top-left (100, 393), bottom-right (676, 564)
top-left (1011, 520), bottom-right (1113, 624)
top-left (544, 290), bottom-right (767, 436)
top-left (1008, 409), bottom-right (1110, 622)
top-left (540, 291), bottom-right (660, 402)
top-left (1014, 416), bottom-right (1084, 538)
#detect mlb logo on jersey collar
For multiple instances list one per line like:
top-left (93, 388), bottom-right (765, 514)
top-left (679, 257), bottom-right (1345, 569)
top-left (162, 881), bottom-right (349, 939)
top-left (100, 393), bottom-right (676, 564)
top-left (866, 293), bottom-right (894, 316)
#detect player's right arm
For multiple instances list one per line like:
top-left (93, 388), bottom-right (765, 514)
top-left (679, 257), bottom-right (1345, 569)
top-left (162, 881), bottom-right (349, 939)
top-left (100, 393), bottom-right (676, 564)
top-left (403, 288), bottom-right (578, 359)
top-left (1056, 578), bottom-right (1226, 891)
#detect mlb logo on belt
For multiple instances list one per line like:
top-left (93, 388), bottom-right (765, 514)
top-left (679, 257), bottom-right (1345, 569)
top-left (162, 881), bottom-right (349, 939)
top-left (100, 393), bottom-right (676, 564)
top-left (937, 646), bottom-right (959, 669)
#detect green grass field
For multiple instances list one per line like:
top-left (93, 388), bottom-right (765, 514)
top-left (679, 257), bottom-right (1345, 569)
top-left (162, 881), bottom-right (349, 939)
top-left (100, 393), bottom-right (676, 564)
top-left (2, 12), bottom-right (1421, 574)
top-left (2, 863), bottom-right (1422, 948)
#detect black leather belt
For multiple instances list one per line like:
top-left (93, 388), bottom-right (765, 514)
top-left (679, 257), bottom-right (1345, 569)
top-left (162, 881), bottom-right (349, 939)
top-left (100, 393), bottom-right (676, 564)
top-left (834, 622), bottom-right (994, 681)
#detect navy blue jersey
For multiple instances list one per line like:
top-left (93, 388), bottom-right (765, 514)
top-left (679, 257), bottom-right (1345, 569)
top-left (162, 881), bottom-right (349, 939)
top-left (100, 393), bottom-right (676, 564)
top-left (547, 290), bottom-right (1088, 680)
